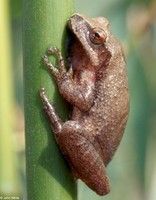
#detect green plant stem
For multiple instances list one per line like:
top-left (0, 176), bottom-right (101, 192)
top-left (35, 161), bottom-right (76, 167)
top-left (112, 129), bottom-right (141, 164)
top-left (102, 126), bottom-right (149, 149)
top-left (23, 1), bottom-right (76, 200)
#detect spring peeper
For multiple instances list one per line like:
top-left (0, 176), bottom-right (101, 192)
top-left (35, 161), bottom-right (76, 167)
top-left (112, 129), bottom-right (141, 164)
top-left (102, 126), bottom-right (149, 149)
top-left (40, 13), bottom-right (129, 195)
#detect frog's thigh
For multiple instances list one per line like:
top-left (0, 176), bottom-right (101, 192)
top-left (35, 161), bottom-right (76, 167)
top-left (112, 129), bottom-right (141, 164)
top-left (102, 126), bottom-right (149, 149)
top-left (58, 120), bottom-right (110, 195)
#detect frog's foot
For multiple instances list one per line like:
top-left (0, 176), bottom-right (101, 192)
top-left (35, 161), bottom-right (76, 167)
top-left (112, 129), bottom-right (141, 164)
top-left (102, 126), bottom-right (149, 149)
top-left (43, 47), bottom-right (67, 80)
top-left (39, 87), bottom-right (63, 134)
top-left (47, 47), bottom-right (65, 71)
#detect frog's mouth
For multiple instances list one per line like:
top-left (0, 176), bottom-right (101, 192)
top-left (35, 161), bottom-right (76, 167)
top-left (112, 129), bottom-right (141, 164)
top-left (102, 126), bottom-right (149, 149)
top-left (67, 14), bottom-right (100, 66)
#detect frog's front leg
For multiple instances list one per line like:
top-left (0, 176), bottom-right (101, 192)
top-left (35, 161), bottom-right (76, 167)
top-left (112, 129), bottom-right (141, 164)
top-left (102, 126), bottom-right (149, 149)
top-left (43, 47), bottom-right (94, 111)
top-left (43, 47), bottom-right (67, 80)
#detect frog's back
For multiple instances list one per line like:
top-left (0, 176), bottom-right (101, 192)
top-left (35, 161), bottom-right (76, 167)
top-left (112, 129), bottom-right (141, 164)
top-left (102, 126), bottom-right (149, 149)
top-left (88, 40), bottom-right (129, 165)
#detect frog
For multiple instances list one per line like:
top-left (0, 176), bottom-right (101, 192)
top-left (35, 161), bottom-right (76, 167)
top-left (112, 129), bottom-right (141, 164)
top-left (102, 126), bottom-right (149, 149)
top-left (39, 13), bottom-right (129, 195)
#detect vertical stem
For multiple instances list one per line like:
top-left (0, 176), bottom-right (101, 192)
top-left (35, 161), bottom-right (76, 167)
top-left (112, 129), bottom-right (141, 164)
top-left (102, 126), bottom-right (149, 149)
top-left (23, 1), bottom-right (77, 200)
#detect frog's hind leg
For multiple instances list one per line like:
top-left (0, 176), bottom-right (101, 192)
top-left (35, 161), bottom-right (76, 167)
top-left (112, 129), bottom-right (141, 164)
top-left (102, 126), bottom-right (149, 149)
top-left (39, 88), bottom-right (63, 135)
top-left (40, 88), bottom-right (110, 195)
top-left (57, 121), bottom-right (111, 196)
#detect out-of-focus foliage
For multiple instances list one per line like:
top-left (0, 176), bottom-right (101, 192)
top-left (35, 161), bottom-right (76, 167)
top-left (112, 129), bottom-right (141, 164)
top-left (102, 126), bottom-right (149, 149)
top-left (1, 0), bottom-right (156, 199)
top-left (9, 0), bottom-right (23, 107)
top-left (0, 0), bottom-right (25, 199)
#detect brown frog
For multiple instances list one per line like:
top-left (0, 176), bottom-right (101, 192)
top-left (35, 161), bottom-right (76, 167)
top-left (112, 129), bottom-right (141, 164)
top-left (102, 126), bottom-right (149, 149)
top-left (40, 13), bottom-right (129, 195)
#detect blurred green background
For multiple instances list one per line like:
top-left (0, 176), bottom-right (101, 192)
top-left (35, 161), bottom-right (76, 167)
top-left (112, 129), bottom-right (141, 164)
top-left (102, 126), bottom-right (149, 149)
top-left (0, 0), bottom-right (156, 199)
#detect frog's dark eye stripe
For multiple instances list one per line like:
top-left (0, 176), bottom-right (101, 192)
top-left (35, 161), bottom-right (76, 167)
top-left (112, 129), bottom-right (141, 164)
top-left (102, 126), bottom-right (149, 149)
top-left (89, 28), bottom-right (107, 45)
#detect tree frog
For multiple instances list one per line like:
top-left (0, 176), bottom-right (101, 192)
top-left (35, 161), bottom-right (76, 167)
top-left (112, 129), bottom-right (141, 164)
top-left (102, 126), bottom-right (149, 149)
top-left (40, 13), bottom-right (129, 195)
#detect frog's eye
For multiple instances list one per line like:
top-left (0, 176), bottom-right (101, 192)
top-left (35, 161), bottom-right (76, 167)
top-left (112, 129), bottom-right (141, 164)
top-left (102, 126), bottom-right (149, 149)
top-left (89, 28), bottom-right (107, 45)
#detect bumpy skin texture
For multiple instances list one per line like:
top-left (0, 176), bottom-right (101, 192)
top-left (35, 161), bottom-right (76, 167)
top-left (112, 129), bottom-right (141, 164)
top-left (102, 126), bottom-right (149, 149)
top-left (40, 14), bottom-right (129, 196)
